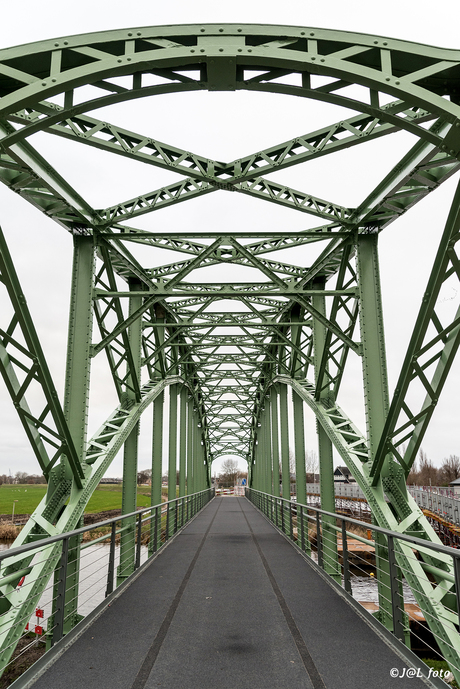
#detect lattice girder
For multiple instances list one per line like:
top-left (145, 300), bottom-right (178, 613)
top-left (1, 22), bottom-right (460, 681)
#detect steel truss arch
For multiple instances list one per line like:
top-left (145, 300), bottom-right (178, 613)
top-left (1, 26), bottom-right (460, 235)
top-left (1, 22), bottom-right (460, 681)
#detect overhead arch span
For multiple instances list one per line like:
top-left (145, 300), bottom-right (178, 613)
top-left (1, 24), bottom-right (460, 678)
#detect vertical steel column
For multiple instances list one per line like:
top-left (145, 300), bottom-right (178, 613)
top-left (312, 279), bottom-right (340, 582)
top-left (256, 413), bottom-right (263, 493)
top-left (179, 387), bottom-right (187, 523)
top-left (264, 396), bottom-right (273, 495)
top-left (199, 432), bottom-right (206, 490)
top-left (117, 279), bottom-right (142, 585)
top-left (49, 235), bottom-right (94, 638)
top-left (270, 386), bottom-right (280, 500)
top-left (149, 390), bottom-right (164, 555)
top-left (194, 416), bottom-right (200, 492)
top-left (250, 428), bottom-right (256, 490)
top-left (187, 397), bottom-right (194, 495)
top-left (292, 390), bottom-right (306, 546)
top-left (168, 384), bottom-right (178, 538)
top-left (63, 235), bottom-right (94, 463)
top-left (259, 405), bottom-right (267, 494)
top-left (292, 390), bottom-right (306, 506)
top-left (357, 233), bottom-right (398, 633)
top-left (279, 384), bottom-right (290, 502)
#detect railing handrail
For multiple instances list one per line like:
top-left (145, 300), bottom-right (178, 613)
top-left (0, 488), bottom-right (213, 564)
top-left (246, 487), bottom-right (460, 560)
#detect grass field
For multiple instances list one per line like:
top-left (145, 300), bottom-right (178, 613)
top-left (0, 483), bottom-right (156, 516)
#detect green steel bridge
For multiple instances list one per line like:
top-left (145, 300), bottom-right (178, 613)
top-left (1, 23), bottom-right (460, 685)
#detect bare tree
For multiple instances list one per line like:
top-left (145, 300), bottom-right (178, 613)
top-left (219, 458), bottom-right (240, 487)
top-left (305, 450), bottom-right (319, 482)
top-left (137, 471), bottom-right (150, 485)
top-left (439, 455), bottom-right (460, 486)
top-left (416, 449), bottom-right (440, 486)
top-left (288, 449), bottom-right (319, 482)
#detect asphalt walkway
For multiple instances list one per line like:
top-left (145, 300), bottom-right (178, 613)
top-left (29, 497), bottom-right (430, 689)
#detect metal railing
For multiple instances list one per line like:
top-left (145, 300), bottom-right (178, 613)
top-left (304, 482), bottom-right (460, 529)
top-left (246, 487), bottom-right (460, 684)
top-left (0, 488), bottom-right (214, 682)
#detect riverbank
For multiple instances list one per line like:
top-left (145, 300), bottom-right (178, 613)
top-left (0, 509), bottom-right (125, 542)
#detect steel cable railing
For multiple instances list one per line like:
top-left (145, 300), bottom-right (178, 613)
top-left (0, 488), bottom-right (214, 683)
top-left (246, 487), bottom-right (460, 684)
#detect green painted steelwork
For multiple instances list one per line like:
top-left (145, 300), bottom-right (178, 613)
top-left (0, 22), bottom-right (460, 681)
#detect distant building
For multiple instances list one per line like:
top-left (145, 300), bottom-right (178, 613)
top-left (334, 466), bottom-right (356, 483)
top-left (449, 477), bottom-right (460, 496)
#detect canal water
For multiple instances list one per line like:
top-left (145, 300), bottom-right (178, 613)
top-left (0, 541), bottom-right (149, 623)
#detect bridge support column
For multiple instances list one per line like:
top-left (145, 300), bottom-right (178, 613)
top-left (292, 390), bottom-right (307, 548)
top-left (260, 400), bottom-right (270, 494)
top-left (357, 234), bottom-right (405, 637)
top-left (265, 397), bottom-right (273, 495)
top-left (187, 396), bottom-right (194, 495)
top-left (168, 385), bottom-right (178, 502)
top-left (194, 414), bottom-right (201, 492)
top-left (313, 279), bottom-right (340, 582)
top-left (168, 384), bottom-right (178, 536)
top-left (117, 279), bottom-right (142, 585)
top-left (270, 386), bottom-right (280, 500)
top-left (149, 390), bottom-right (164, 555)
top-left (48, 235), bottom-right (94, 642)
top-left (257, 407), bottom-right (265, 493)
top-left (179, 387), bottom-right (187, 520)
top-left (279, 384), bottom-right (290, 503)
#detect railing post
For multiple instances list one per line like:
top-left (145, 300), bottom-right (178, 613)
top-left (387, 535), bottom-right (405, 643)
top-left (135, 512), bottom-right (142, 570)
top-left (304, 507), bottom-right (311, 554)
top-left (300, 506), bottom-right (311, 553)
top-left (105, 521), bottom-right (117, 597)
top-left (52, 537), bottom-right (69, 647)
top-left (316, 512), bottom-right (323, 568)
top-left (154, 506), bottom-right (159, 553)
top-left (454, 555), bottom-right (460, 631)
top-left (166, 502), bottom-right (170, 542)
top-left (289, 501), bottom-right (293, 540)
top-left (341, 520), bottom-right (352, 595)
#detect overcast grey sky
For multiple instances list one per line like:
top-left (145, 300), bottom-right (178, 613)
top-left (0, 0), bottom-right (459, 479)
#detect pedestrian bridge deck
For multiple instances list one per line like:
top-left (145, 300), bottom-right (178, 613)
top-left (28, 497), bottom-right (428, 689)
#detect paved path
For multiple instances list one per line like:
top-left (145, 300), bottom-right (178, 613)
top-left (30, 497), bottom-right (429, 689)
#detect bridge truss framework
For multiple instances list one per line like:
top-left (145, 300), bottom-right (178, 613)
top-left (1, 23), bottom-right (460, 679)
